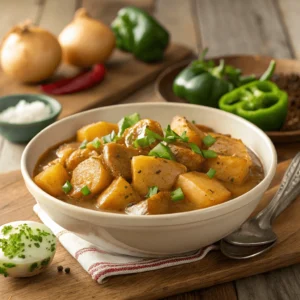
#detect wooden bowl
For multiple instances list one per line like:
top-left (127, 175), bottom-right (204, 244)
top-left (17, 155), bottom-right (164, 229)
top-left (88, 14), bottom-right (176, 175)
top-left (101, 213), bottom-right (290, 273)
top-left (155, 55), bottom-right (300, 143)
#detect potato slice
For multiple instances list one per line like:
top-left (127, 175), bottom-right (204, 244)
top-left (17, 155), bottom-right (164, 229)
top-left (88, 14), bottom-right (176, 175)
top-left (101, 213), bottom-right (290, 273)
top-left (102, 143), bottom-right (140, 180)
top-left (34, 163), bottom-right (69, 197)
top-left (71, 156), bottom-right (112, 198)
top-left (77, 121), bottom-right (118, 142)
top-left (132, 156), bottom-right (187, 196)
top-left (56, 142), bottom-right (80, 165)
top-left (97, 177), bottom-right (140, 211)
top-left (169, 143), bottom-right (205, 171)
top-left (65, 148), bottom-right (98, 171)
top-left (123, 119), bottom-right (163, 150)
top-left (171, 116), bottom-right (205, 147)
top-left (126, 192), bottom-right (171, 215)
top-left (176, 172), bottom-right (231, 209)
top-left (203, 155), bottom-right (251, 184)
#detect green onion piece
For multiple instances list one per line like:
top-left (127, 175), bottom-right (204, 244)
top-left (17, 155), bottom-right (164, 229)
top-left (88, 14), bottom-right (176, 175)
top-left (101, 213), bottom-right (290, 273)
top-left (62, 180), bottom-right (72, 194)
top-left (146, 186), bottom-right (159, 198)
top-left (145, 128), bottom-right (164, 141)
top-left (79, 140), bottom-right (88, 149)
top-left (81, 185), bottom-right (91, 196)
top-left (206, 168), bottom-right (216, 178)
top-left (202, 149), bottom-right (218, 159)
top-left (202, 134), bottom-right (216, 147)
top-left (171, 188), bottom-right (184, 202)
top-left (189, 143), bottom-right (203, 155)
top-left (103, 131), bottom-right (116, 144)
top-left (92, 137), bottom-right (101, 149)
top-left (133, 136), bottom-right (155, 148)
top-left (180, 131), bottom-right (189, 142)
top-left (118, 113), bottom-right (140, 136)
top-left (164, 125), bottom-right (188, 143)
top-left (192, 120), bottom-right (196, 124)
top-left (148, 143), bottom-right (175, 160)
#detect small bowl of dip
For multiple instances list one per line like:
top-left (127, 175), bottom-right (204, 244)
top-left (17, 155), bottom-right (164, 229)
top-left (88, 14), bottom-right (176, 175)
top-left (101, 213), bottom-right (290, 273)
top-left (0, 94), bottom-right (62, 143)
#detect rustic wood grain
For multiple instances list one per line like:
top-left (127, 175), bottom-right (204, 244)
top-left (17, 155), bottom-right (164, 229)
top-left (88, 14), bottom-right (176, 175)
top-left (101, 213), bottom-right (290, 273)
top-left (194, 0), bottom-right (292, 58)
top-left (1, 160), bottom-right (300, 300)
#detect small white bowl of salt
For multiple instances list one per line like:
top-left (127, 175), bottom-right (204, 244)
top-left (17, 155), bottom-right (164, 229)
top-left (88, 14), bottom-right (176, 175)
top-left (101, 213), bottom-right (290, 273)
top-left (0, 94), bottom-right (61, 143)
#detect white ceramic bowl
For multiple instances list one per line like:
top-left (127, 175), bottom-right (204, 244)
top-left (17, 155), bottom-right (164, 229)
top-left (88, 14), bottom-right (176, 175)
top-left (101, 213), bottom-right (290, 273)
top-left (21, 103), bottom-right (277, 257)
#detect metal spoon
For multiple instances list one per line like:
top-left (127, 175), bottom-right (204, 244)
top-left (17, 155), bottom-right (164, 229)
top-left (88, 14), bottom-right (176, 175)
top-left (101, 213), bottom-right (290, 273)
top-left (225, 152), bottom-right (300, 247)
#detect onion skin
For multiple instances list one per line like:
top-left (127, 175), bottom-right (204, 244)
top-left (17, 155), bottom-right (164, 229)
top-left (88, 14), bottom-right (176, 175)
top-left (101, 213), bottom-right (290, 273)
top-left (0, 25), bottom-right (62, 83)
top-left (59, 8), bottom-right (115, 68)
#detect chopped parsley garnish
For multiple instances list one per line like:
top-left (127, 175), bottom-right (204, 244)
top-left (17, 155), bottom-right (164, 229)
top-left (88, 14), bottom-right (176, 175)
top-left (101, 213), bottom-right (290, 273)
top-left (133, 127), bottom-right (163, 148)
top-left (41, 257), bottom-right (51, 266)
top-left (1, 225), bottom-right (13, 235)
top-left (0, 267), bottom-right (8, 277)
top-left (171, 188), bottom-right (185, 202)
top-left (203, 135), bottom-right (216, 147)
top-left (29, 262), bottom-right (39, 272)
top-left (79, 140), bottom-right (88, 149)
top-left (206, 168), bottom-right (216, 178)
top-left (148, 143), bottom-right (175, 160)
top-left (164, 125), bottom-right (189, 143)
top-left (103, 130), bottom-right (117, 143)
top-left (62, 180), bottom-right (72, 194)
top-left (202, 149), bottom-right (218, 159)
top-left (92, 137), bottom-right (101, 149)
top-left (118, 113), bottom-right (140, 136)
top-left (81, 185), bottom-right (91, 196)
top-left (3, 263), bottom-right (16, 268)
top-left (146, 186), bottom-right (159, 198)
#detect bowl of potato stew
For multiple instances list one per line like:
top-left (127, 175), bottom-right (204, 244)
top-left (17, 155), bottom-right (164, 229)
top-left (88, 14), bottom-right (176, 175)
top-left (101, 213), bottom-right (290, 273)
top-left (21, 103), bottom-right (277, 257)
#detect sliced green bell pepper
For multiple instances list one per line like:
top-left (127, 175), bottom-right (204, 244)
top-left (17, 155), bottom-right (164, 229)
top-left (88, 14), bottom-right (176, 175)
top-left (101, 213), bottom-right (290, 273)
top-left (219, 81), bottom-right (288, 131)
top-left (111, 6), bottom-right (170, 62)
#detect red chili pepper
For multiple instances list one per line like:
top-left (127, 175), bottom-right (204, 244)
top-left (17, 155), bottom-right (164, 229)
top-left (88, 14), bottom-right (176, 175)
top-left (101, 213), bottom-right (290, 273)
top-left (40, 64), bottom-right (106, 95)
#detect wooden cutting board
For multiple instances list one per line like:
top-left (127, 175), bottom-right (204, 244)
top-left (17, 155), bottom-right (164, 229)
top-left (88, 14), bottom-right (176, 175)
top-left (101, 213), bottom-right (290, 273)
top-left (1, 160), bottom-right (300, 300)
top-left (0, 43), bottom-right (192, 118)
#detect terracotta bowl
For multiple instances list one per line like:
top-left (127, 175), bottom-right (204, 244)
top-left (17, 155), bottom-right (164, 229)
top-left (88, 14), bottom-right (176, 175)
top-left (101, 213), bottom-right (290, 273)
top-left (155, 55), bottom-right (300, 143)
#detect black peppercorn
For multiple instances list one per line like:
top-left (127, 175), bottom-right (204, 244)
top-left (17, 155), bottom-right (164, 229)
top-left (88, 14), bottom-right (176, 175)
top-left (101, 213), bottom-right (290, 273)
top-left (57, 265), bottom-right (63, 272)
top-left (65, 267), bottom-right (71, 274)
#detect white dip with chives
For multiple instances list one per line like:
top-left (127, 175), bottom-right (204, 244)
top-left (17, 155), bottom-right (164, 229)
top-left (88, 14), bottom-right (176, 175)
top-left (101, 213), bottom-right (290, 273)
top-left (0, 100), bottom-right (51, 123)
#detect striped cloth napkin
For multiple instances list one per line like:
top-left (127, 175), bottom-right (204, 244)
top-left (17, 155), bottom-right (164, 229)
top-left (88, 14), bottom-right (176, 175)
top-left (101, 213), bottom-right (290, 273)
top-left (33, 204), bottom-right (217, 284)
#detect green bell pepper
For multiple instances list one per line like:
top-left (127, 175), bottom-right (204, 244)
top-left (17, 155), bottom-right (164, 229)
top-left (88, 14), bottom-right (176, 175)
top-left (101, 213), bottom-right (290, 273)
top-left (219, 80), bottom-right (288, 131)
top-left (111, 6), bottom-right (170, 62)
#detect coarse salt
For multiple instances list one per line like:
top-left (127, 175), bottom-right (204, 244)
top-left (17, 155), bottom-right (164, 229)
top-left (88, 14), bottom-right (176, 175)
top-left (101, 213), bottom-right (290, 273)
top-left (0, 100), bottom-right (51, 124)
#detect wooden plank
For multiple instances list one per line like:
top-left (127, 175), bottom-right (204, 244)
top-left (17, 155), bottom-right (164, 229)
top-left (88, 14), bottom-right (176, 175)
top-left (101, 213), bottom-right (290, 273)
top-left (195, 0), bottom-right (292, 58)
top-left (2, 160), bottom-right (300, 300)
top-left (277, 0), bottom-right (300, 58)
top-left (38, 0), bottom-right (78, 35)
top-left (155, 0), bottom-right (198, 53)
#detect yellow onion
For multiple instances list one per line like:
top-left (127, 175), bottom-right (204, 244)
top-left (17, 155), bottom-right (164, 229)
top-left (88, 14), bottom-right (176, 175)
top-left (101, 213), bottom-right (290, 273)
top-left (0, 22), bottom-right (62, 83)
top-left (59, 8), bottom-right (115, 67)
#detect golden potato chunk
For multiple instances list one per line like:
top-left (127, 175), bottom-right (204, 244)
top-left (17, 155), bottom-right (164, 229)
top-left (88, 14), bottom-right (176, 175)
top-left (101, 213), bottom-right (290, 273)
top-left (77, 121), bottom-right (118, 142)
top-left (97, 177), bottom-right (140, 211)
top-left (126, 192), bottom-right (171, 215)
top-left (65, 148), bottom-right (98, 171)
top-left (56, 142), bottom-right (80, 165)
top-left (71, 156), bottom-right (112, 198)
top-left (176, 172), bottom-right (231, 209)
top-left (123, 119), bottom-right (163, 150)
top-left (169, 143), bottom-right (205, 171)
top-left (171, 116), bottom-right (205, 147)
top-left (132, 156), bottom-right (187, 196)
top-left (102, 143), bottom-right (140, 180)
top-left (203, 155), bottom-right (251, 184)
top-left (34, 163), bottom-right (69, 197)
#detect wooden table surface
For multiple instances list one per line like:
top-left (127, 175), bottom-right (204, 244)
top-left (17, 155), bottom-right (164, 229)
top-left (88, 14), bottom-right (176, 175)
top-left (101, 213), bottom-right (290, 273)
top-left (0, 1), bottom-right (299, 299)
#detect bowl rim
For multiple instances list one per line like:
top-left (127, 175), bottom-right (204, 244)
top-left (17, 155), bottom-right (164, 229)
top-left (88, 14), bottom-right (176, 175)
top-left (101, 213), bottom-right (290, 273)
top-left (0, 93), bottom-right (62, 126)
top-left (21, 102), bottom-right (277, 224)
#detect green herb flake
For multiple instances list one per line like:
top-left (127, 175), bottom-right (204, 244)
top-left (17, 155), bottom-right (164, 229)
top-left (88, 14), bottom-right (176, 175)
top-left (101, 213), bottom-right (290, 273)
top-left (146, 186), bottom-right (159, 198)
top-left (203, 135), bottom-right (216, 147)
top-left (92, 137), bottom-right (101, 149)
top-left (34, 243), bottom-right (40, 248)
top-left (0, 267), bottom-right (8, 277)
top-left (3, 263), bottom-right (16, 268)
top-left (62, 180), bottom-right (72, 194)
top-left (1, 225), bottom-right (13, 235)
top-left (118, 113), bottom-right (140, 136)
top-left (164, 125), bottom-right (189, 143)
top-left (189, 143), bottom-right (203, 155)
top-left (29, 262), bottom-right (39, 272)
top-left (103, 130), bottom-right (117, 144)
top-left (50, 243), bottom-right (56, 252)
top-left (41, 257), bottom-right (51, 267)
top-left (206, 168), bottom-right (216, 179)
top-left (148, 143), bottom-right (175, 160)
top-left (79, 140), bottom-right (88, 149)
top-left (171, 188), bottom-right (185, 202)
top-left (18, 254), bottom-right (25, 259)
top-left (192, 120), bottom-right (196, 124)
top-left (202, 149), bottom-right (218, 159)
top-left (81, 185), bottom-right (91, 196)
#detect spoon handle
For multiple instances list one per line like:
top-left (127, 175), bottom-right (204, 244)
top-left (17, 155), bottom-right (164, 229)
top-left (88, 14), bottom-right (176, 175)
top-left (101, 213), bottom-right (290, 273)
top-left (256, 152), bottom-right (300, 225)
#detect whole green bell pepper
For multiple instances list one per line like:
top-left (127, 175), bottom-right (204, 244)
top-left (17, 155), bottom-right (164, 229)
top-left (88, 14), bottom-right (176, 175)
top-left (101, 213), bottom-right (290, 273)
top-left (219, 80), bottom-right (288, 131)
top-left (111, 6), bottom-right (170, 62)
